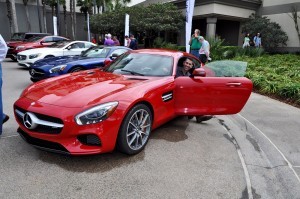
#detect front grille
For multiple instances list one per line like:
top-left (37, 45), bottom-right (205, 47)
top-left (30, 68), bottom-right (45, 77)
top-left (15, 105), bottom-right (64, 134)
top-left (17, 55), bottom-right (26, 60)
top-left (18, 128), bottom-right (70, 154)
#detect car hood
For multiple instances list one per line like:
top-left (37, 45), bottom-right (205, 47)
top-left (66, 57), bottom-right (107, 65)
top-left (32, 55), bottom-right (84, 67)
top-left (8, 41), bottom-right (39, 47)
top-left (18, 47), bottom-right (60, 55)
top-left (22, 70), bottom-right (162, 108)
top-left (6, 41), bottom-right (23, 45)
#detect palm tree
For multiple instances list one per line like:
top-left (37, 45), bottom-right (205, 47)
top-left (42, 0), bottom-right (48, 33)
top-left (6, 0), bottom-right (19, 34)
top-left (63, 2), bottom-right (67, 36)
top-left (77, 0), bottom-right (93, 20)
top-left (22, 0), bottom-right (31, 31)
top-left (70, 0), bottom-right (76, 39)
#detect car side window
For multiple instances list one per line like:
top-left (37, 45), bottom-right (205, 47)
top-left (53, 37), bottom-right (65, 42)
top-left (85, 43), bottom-right (94, 48)
top-left (76, 42), bottom-right (85, 48)
top-left (43, 37), bottom-right (54, 43)
top-left (192, 58), bottom-right (201, 68)
top-left (70, 43), bottom-right (80, 49)
top-left (177, 56), bottom-right (199, 69)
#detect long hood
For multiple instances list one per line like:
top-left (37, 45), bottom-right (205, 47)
top-left (22, 70), bottom-right (160, 108)
top-left (6, 41), bottom-right (22, 45)
top-left (67, 57), bottom-right (106, 66)
top-left (32, 55), bottom-right (84, 67)
top-left (18, 48), bottom-right (60, 55)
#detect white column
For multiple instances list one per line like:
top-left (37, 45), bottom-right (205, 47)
top-left (206, 18), bottom-right (217, 39)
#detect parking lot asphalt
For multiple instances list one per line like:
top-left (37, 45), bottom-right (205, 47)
top-left (0, 59), bottom-right (299, 198)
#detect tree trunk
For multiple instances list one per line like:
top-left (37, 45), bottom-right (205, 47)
top-left (22, 0), bottom-right (31, 31)
top-left (24, 5), bottom-right (31, 32)
top-left (43, 2), bottom-right (47, 33)
top-left (289, 6), bottom-right (300, 46)
top-left (73, 0), bottom-right (76, 40)
top-left (6, 0), bottom-right (12, 35)
top-left (63, 5), bottom-right (67, 37)
top-left (7, 0), bottom-right (18, 34)
top-left (70, 0), bottom-right (74, 39)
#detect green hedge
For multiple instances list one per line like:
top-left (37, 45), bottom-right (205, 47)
top-left (232, 54), bottom-right (300, 106)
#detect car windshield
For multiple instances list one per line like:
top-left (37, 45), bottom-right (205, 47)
top-left (81, 46), bottom-right (107, 58)
top-left (204, 60), bottom-right (248, 77)
top-left (11, 33), bottom-right (25, 41)
top-left (49, 40), bottom-right (72, 48)
top-left (106, 53), bottom-right (173, 77)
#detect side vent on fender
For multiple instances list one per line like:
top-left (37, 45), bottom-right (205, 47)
top-left (162, 91), bottom-right (173, 102)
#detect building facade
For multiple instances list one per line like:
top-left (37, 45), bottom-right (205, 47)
top-left (130, 0), bottom-right (300, 51)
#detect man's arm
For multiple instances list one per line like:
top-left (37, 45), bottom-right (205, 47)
top-left (0, 35), bottom-right (8, 62)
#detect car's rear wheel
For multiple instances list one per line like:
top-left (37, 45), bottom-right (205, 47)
top-left (69, 67), bottom-right (83, 73)
top-left (117, 104), bottom-right (152, 155)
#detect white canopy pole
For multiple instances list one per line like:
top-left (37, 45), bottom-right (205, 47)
top-left (185, 0), bottom-right (195, 53)
top-left (124, 14), bottom-right (130, 46)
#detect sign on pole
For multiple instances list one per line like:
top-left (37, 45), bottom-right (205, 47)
top-left (185, 0), bottom-right (195, 53)
top-left (124, 14), bottom-right (130, 46)
top-left (53, 16), bottom-right (58, 36)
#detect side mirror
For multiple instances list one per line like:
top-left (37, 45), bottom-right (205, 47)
top-left (192, 68), bottom-right (206, 77)
top-left (110, 53), bottom-right (119, 60)
top-left (66, 46), bottom-right (72, 50)
top-left (40, 41), bottom-right (44, 45)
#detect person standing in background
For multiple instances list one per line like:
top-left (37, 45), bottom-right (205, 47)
top-left (112, 36), bottom-right (120, 46)
top-left (243, 33), bottom-right (250, 48)
top-left (254, 33), bottom-right (262, 48)
top-left (198, 36), bottom-right (210, 67)
top-left (104, 34), bottom-right (115, 46)
top-left (189, 29), bottom-right (201, 58)
top-left (0, 34), bottom-right (10, 136)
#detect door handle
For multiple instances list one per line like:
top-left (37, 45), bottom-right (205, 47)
top-left (226, 82), bottom-right (242, 87)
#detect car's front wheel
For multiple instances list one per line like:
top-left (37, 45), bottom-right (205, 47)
top-left (117, 104), bottom-right (152, 155)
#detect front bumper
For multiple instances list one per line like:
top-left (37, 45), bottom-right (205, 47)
top-left (17, 55), bottom-right (36, 67)
top-left (14, 97), bottom-right (121, 155)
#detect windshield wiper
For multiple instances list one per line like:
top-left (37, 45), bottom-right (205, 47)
top-left (121, 69), bottom-right (144, 76)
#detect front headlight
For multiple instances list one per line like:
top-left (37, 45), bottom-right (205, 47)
top-left (49, 65), bottom-right (67, 73)
top-left (75, 102), bottom-right (119, 125)
top-left (16, 46), bottom-right (25, 50)
top-left (29, 53), bottom-right (42, 59)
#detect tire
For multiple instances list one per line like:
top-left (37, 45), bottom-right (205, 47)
top-left (11, 57), bottom-right (17, 62)
top-left (69, 67), bottom-right (83, 73)
top-left (117, 104), bottom-right (152, 155)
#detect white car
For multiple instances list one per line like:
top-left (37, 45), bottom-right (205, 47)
top-left (17, 40), bottom-right (96, 67)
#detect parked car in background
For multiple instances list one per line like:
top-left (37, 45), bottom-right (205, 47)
top-left (6, 35), bottom-right (69, 61)
top-left (6, 32), bottom-right (51, 45)
top-left (29, 45), bottom-right (130, 82)
top-left (14, 49), bottom-right (253, 156)
top-left (17, 40), bottom-right (96, 67)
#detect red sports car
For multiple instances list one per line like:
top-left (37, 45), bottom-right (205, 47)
top-left (7, 35), bottom-right (68, 61)
top-left (14, 49), bottom-right (253, 155)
